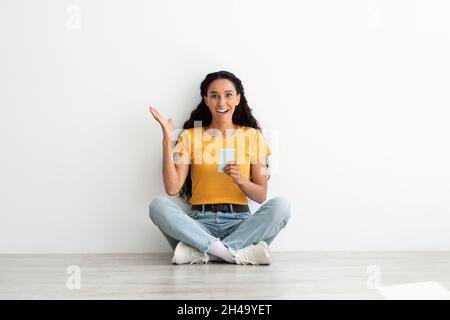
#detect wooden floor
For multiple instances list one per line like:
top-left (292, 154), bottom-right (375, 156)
top-left (1, 252), bottom-right (449, 299)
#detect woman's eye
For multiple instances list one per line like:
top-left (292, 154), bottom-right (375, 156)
top-left (226, 93), bottom-right (233, 97)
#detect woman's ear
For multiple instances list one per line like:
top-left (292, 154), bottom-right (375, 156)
top-left (236, 93), bottom-right (241, 106)
top-left (203, 96), bottom-right (208, 106)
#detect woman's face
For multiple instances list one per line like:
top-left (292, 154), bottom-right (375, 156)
top-left (204, 79), bottom-right (241, 122)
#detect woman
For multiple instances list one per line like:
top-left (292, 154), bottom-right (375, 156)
top-left (148, 71), bottom-right (291, 265)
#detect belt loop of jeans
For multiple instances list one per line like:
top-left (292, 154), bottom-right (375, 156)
top-left (229, 204), bottom-right (234, 214)
top-left (201, 204), bottom-right (205, 214)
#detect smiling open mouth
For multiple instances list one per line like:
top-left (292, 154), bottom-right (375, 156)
top-left (217, 109), bottom-right (229, 114)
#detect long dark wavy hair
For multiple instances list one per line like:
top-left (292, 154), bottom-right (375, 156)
top-left (178, 70), bottom-right (270, 203)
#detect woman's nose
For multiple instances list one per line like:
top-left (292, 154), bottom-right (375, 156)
top-left (217, 96), bottom-right (227, 106)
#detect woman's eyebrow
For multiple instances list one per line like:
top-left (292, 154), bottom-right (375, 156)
top-left (209, 90), bottom-right (234, 94)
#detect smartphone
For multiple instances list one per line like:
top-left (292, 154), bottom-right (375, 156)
top-left (218, 149), bottom-right (235, 173)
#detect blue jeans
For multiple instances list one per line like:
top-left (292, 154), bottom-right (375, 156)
top-left (149, 196), bottom-right (291, 254)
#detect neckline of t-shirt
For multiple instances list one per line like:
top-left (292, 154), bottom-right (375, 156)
top-left (202, 125), bottom-right (243, 139)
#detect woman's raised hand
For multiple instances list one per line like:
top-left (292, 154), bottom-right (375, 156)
top-left (149, 106), bottom-right (174, 139)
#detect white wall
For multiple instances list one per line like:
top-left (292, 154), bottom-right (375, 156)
top-left (1, 0), bottom-right (449, 253)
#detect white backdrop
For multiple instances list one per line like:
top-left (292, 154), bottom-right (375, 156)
top-left (1, 0), bottom-right (449, 253)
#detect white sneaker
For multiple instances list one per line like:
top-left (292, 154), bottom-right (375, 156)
top-left (172, 242), bottom-right (209, 265)
top-left (234, 241), bottom-right (271, 265)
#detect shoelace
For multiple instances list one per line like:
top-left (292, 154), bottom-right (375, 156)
top-left (190, 252), bottom-right (210, 265)
top-left (235, 246), bottom-right (256, 265)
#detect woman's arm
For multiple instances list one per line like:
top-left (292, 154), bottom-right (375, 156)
top-left (162, 139), bottom-right (190, 195)
top-left (162, 138), bottom-right (178, 195)
top-left (224, 158), bottom-right (268, 204)
top-left (149, 106), bottom-right (189, 196)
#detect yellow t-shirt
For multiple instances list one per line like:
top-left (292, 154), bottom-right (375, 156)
top-left (173, 125), bottom-right (271, 205)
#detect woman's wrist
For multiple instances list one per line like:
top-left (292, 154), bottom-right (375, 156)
top-left (162, 131), bottom-right (173, 145)
top-left (235, 176), bottom-right (248, 187)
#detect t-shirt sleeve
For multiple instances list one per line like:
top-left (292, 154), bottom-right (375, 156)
top-left (250, 130), bottom-right (271, 163)
top-left (173, 130), bottom-right (191, 164)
